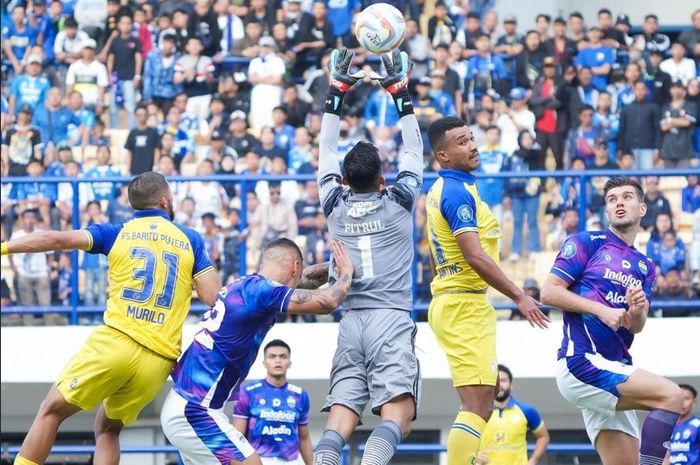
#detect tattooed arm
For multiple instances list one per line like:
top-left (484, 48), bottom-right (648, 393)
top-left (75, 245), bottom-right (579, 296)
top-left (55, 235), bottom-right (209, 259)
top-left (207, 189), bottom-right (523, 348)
top-left (297, 261), bottom-right (331, 290)
top-left (288, 242), bottom-right (353, 315)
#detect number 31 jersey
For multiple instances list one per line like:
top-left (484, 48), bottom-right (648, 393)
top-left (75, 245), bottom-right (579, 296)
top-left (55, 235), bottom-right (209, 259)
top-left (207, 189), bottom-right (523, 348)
top-left (171, 275), bottom-right (294, 410)
top-left (84, 209), bottom-right (213, 360)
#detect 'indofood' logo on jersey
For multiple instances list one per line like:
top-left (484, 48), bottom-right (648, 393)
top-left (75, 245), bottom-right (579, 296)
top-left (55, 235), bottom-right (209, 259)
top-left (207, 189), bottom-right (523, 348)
top-left (603, 268), bottom-right (642, 288)
top-left (605, 291), bottom-right (627, 304)
top-left (261, 425), bottom-right (293, 436)
top-left (259, 409), bottom-right (296, 422)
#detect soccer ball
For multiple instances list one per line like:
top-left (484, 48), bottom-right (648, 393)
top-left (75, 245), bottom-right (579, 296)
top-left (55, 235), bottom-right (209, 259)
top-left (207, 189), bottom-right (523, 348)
top-left (355, 3), bottom-right (406, 54)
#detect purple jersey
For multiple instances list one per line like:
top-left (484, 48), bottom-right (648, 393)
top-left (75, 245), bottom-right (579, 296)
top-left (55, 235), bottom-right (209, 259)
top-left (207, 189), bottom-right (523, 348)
top-left (233, 380), bottom-right (310, 461)
top-left (171, 274), bottom-right (293, 410)
top-left (550, 230), bottom-right (656, 364)
top-left (669, 416), bottom-right (700, 465)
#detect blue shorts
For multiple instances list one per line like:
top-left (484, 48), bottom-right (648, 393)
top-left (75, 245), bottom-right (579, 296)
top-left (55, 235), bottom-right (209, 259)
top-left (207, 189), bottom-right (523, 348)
top-left (161, 389), bottom-right (255, 465)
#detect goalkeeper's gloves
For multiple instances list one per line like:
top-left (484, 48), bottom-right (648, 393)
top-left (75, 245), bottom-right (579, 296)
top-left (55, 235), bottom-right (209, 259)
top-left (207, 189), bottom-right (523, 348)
top-left (376, 49), bottom-right (414, 117)
top-left (324, 48), bottom-right (365, 115)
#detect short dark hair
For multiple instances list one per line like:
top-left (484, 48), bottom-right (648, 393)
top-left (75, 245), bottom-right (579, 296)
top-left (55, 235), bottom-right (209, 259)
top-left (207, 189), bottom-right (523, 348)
top-left (264, 339), bottom-right (291, 355)
top-left (580, 104), bottom-right (595, 114)
top-left (202, 212), bottom-right (216, 221)
top-left (645, 14), bottom-right (658, 22)
top-left (536, 14), bottom-right (551, 22)
top-left (263, 237), bottom-right (303, 263)
top-left (485, 124), bottom-right (500, 134)
top-left (128, 172), bottom-right (170, 210)
top-left (603, 177), bottom-right (644, 201)
top-left (498, 364), bottom-right (513, 382)
top-left (428, 116), bottom-right (466, 153)
top-left (569, 11), bottom-right (583, 20)
top-left (343, 141), bottom-right (382, 192)
top-left (679, 383), bottom-right (698, 399)
top-left (598, 8), bottom-right (612, 17)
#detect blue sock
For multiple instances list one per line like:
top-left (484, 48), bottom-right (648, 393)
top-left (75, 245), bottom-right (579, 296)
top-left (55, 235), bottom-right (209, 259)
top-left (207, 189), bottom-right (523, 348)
top-left (360, 420), bottom-right (403, 465)
top-left (639, 408), bottom-right (679, 465)
top-left (314, 429), bottom-right (345, 465)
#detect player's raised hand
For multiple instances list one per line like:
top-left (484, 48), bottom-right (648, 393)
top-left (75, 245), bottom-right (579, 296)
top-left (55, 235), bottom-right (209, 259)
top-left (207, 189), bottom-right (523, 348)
top-left (328, 48), bottom-right (366, 93)
top-left (626, 286), bottom-right (648, 314)
top-left (597, 304), bottom-right (631, 331)
top-left (516, 294), bottom-right (550, 329)
top-left (374, 49), bottom-right (413, 96)
top-left (330, 241), bottom-right (354, 279)
top-left (475, 451), bottom-right (490, 465)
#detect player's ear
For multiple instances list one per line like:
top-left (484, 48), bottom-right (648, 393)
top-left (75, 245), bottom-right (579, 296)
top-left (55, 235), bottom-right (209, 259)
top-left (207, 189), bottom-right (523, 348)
top-left (434, 148), bottom-right (449, 164)
top-left (341, 177), bottom-right (349, 186)
top-left (639, 201), bottom-right (647, 217)
top-left (377, 175), bottom-right (386, 189)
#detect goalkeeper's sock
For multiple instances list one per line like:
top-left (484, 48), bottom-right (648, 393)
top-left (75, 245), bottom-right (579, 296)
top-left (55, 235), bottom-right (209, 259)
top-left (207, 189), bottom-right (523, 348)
top-left (324, 88), bottom-right (346, 116)
top-left (313, 429), bottom-right (345, 465)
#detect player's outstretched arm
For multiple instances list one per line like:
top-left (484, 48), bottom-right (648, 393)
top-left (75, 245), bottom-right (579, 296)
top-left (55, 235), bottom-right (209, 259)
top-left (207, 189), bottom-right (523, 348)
top-left (288, 242), bottom-right (353, 315)
top-left (377, 49), bottom-right (423, 182)
top-left (541, 274), bottom-right (630, 331)
top-left (194, 269), bottom-right (222, 308)
top-left (456, 232), bottom-right (550, 329)
top-left (298, 261), bottom-right (330, 290)
top-left (318, 48), bottom-right (365, 194)
top-left (1, 230), bottom-right (91, 256)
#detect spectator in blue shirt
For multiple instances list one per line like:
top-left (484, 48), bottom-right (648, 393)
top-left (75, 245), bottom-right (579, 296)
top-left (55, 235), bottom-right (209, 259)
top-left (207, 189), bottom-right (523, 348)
top-left (682, 175), bottom-right (700, 214)
top-left (32, 0), bottom-right (62, 64)
top-left (326, 0), bottom-right (359, 37)
top-left (13, 160), bottom-right (55, 229)
top-left (272, 106), bottom-right (295, 155)
top-left (566, 105), bottom-right (601, 166)
top-left (32, 87), bottom-right (83, 152)
top-left (9, 55), bottom-right (50, 117)
top-left (364, 87), bottom-right (400, 139)
top-left (429, 70), bottom-right (456, 117)
top-left (67, 90), bottom-right (96, 142)
top-left (574, 26), bottom-right (615, 91)
top-left (592, 91), bottom-right (619, 159)
top-left (466, 34), bottom-right (508, 99)
top-left (648, 230), bottom-right (687, 277)
top-left (477, 125), bottom-right (508, 223)
top-left (143, 32), bottom-right (182, 114)
top-left (84, 145), bottom-right (122, 202)
top-left (1, 5), bottom-right (38, 75)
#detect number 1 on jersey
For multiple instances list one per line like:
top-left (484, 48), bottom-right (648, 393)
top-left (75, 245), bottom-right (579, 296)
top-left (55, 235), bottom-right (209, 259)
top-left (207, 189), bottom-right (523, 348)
top-left (357, 235), bottom-right (375, 278)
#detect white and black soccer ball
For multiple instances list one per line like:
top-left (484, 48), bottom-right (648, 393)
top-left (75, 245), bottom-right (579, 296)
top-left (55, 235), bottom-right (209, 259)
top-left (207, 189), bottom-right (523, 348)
top-left (354, 3), bottom-right (406, 55)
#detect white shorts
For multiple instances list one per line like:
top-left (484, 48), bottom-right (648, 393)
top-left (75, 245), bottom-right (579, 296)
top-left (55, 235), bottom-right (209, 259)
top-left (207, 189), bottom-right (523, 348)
top-left (261, 457), bottom-right (300, 465)
top-left (161, 389), bottom-right (256, 465)
top-left (556, 354), bottom-right (640, 445)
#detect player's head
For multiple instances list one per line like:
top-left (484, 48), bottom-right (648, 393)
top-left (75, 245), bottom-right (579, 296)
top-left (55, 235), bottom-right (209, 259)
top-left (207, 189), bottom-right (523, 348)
top-left (603, 177), bottom-right (646, 233)
top-left (263, 339), bottom-right (292, 379)
top-left (496, 364), bottom-right (513, 402)
top-left (260, 238), bottom-right (304, 287)
top-left (678, 384), bottom-right (697, 417)
top-left (127, 171), bottom-right (175, 220)
top-left (342, 142), bottom-right (384, 193)
top-left (428, 117), bottom-right (480, 172)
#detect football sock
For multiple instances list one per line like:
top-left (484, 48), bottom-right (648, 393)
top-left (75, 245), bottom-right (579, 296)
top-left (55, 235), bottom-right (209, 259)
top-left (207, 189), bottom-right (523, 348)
top-left (639, 408), bottom-right (679, 465)
top-left (360, 420), bottom-right (403, 465)
top-left (14, 456), bottom-right (40, 465)
top-left (446, 411), bottom-right (486, 465)
top-left (313, 429), bottom-right (345, 465)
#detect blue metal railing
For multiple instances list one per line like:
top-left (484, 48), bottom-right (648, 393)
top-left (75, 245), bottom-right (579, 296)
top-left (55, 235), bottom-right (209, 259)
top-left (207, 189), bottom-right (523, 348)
top-left (2, 168), bottom-right (699, 323)
top-left (1, 441), bottom-right (597, 463)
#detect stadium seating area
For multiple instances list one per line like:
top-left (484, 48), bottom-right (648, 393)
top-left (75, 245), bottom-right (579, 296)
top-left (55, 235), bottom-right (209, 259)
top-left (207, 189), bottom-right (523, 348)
top-left (1, 0), bottom-right (699, 324)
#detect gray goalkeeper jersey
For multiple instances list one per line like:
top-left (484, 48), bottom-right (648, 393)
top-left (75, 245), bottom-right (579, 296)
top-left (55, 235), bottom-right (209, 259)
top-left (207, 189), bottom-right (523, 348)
top-left (317, 113), bottom-right (424, 311)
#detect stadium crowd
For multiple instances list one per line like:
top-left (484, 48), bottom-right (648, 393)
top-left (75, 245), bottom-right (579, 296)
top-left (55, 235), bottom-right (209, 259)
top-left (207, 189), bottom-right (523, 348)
top-left (1, 0), bottom-right (699, 324)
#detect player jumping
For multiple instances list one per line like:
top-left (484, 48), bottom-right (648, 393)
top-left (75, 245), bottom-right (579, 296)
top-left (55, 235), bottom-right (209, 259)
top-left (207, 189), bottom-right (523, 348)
top-left (541, 177), bottom-right (684, 465)
top-left (424, 117), bottom-right (549, 465)
top-left (311, 47), bottom-right (423, 465)
top-left (1, 172), bottom-right (221, 465)
top-left (161, 238), bottom-right (353, 465)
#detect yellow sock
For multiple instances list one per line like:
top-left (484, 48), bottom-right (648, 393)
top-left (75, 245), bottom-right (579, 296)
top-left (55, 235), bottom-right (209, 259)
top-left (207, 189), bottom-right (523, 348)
top-left (446, 411), bottom-right (486, 465)
top-left (14, 456), bottom-right (40, 465)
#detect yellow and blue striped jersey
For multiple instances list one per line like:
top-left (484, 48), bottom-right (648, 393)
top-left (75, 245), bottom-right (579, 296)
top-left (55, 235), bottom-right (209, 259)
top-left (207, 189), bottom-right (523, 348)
top-left (84, 209), bottom-right (214, 359)
top-left (480, 397), bottom-right (544, 465)
top-left (425, 169), bottom-right (501, 295)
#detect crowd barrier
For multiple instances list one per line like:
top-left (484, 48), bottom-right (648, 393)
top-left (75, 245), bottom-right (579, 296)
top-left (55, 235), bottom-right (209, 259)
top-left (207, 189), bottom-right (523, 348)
top-left (2, 168), bottom-right (699, 324)
top-left (1, 442), bottom-right (597, 465)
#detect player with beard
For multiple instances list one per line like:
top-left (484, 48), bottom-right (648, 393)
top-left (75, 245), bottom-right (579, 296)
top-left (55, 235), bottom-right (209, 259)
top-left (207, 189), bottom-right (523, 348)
top-left (542, 177), bottom-right (684, 465)
top-left (476, 364), bottom-right (550, 465)
top-left (2, 172), bottom-right (222, 465)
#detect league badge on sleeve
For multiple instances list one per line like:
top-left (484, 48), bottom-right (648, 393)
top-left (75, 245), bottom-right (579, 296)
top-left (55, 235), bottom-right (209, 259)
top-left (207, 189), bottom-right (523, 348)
top-left (562, 242), bottom-right (577, 259)
top-left (457, 205), bottom-right (474, 223)
top-left (638, 260), bottom-right (648, 275)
